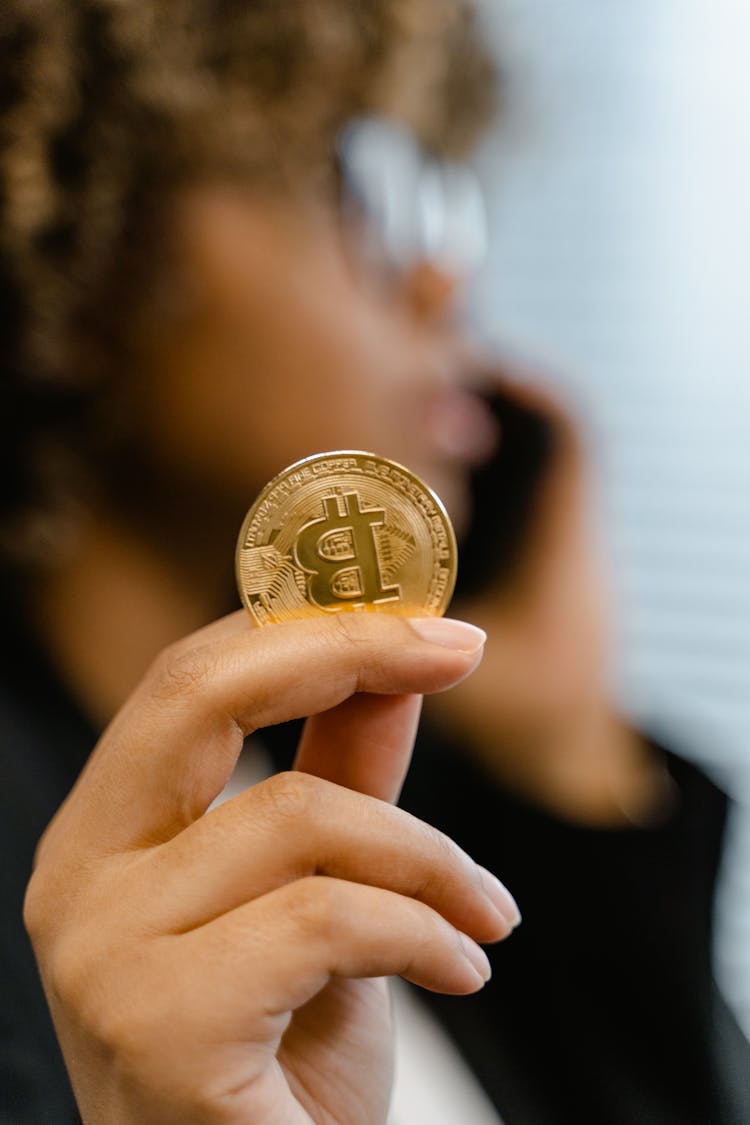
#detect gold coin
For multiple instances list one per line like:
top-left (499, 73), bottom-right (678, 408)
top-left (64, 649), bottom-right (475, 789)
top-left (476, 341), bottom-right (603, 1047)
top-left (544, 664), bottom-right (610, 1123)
top-left (236, 451), bottom-right (458, 625)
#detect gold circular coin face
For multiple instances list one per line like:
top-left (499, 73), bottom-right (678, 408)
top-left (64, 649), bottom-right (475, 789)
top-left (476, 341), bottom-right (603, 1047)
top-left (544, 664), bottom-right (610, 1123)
top-left (236, 451), bottom-right (458, 625)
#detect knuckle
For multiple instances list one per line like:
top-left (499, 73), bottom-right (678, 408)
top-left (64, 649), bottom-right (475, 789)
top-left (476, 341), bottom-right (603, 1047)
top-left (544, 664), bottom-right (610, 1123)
top-left (326, 611), bottom-right (385, 656)
top-left (422, 820), bottom-right (460, 866)
top-left (326, 613), bottom-right (386, 692)
top-left (414, 822), bottom-right (465, 896)
top-left (22, 873), bottom-right (51, 946)
top-left (51, 943), bottom-right (163, 1065)
top-left (329, 611), bottom-right (367, 645)
top-left (287, 875), bottom-right (344, 939)
top-left (95, 993), bottom-right (160, 1068)
top-left (44, 933), bottom-right (96, 1014)
top-left (258, 770), bottom-right (324, 824)
top-left (23, 835), bottom-right (83, 952)
top-left (149, 642), bottom-right (214, 702)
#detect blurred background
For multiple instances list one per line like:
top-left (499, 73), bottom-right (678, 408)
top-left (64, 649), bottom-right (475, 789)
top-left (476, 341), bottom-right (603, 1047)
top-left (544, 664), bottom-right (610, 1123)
top-left (472, 0), bottom-right (750, 1039)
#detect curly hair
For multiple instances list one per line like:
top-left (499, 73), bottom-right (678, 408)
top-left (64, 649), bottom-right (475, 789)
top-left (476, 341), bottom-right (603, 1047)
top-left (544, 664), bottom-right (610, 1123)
top-left (0, 0), bottom-right (496, 569)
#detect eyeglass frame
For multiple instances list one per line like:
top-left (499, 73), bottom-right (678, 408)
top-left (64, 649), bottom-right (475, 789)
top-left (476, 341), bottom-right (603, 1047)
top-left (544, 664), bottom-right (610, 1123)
top-left (335, 116), bottom-right (489, 279)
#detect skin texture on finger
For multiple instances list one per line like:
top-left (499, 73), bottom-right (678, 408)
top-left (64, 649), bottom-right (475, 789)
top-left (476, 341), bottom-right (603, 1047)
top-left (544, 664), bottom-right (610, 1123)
top-left (294, 691), bottom-right (424, 802)
top-left (43, 881), bottom-right (493, 1125)
top-left (117, 772), bottom-right (516, 943)
top-left (173, 877), bottom-right (490, 1042)
top-left (278, 977), bottom-right (394, 1125)
top-left (36, 613), bottom-right (484, 860)
top-left (25, 608), bottom-right (500, 1125)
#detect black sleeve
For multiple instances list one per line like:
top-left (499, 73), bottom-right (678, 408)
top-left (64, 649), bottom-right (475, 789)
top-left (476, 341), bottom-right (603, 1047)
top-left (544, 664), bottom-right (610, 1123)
top-left (0, 627), bottom-right (91, 1124)
top-left (398, 726), bottom-right (749, 1125)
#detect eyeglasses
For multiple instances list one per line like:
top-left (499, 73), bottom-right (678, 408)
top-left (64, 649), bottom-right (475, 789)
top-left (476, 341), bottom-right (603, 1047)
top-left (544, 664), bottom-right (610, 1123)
top-left (336, 116), bottom-right (488, 278)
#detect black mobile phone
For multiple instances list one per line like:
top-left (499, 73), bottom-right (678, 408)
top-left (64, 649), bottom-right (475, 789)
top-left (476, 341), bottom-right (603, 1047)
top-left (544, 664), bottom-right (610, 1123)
top-left (455, 386), bottom-right (557, 599)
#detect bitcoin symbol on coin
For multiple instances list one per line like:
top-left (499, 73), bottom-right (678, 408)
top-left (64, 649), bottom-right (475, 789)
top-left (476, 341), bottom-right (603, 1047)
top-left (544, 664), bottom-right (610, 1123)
top-left (293, 493), bottom-right (399, 608)
top-left (235, 451), bottom-right (457, 625)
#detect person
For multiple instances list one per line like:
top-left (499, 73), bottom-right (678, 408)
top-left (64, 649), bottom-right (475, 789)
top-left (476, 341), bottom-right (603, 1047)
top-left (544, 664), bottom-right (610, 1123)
top-left (0, 2), bottom-right (516, 1120)
top-left (2, 1), bottom-right (747, 1122)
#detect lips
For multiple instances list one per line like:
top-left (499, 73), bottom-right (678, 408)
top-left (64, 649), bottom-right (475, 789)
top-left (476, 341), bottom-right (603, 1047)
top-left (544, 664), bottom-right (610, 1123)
top-left (424, 386), bottom-right (500, 468)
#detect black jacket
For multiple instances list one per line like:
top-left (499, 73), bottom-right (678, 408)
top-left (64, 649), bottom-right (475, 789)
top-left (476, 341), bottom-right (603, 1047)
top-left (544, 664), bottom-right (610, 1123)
top-left (399, 726), bottom-right (750, 1125)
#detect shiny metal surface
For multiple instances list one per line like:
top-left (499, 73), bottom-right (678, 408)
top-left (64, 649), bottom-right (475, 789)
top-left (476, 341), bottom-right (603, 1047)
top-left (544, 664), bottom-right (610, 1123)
top-left (236, 451), bottom-right (457, 625)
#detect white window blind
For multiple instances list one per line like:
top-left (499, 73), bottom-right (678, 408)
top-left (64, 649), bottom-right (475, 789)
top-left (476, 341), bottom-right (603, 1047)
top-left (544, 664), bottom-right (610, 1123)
top-left (475, 0), bottom-right (750, 1037)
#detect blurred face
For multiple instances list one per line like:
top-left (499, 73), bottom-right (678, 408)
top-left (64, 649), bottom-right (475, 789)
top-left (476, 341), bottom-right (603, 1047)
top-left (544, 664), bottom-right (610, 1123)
top-left (129, 183), bottom-right (497, 543)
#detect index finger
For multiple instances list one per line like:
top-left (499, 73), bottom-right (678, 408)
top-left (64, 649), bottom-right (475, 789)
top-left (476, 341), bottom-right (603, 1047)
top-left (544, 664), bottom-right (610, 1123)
top-left (44, 613), bottom-right (485, 856)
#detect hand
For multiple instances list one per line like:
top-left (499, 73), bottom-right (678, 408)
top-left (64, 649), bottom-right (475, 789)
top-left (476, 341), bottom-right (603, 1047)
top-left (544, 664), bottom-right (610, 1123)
top-left (25, 611), bottom-right (518, 1124)
top-left (443, 376), bottom-right (609, 735)
top-left (429, 374), bottom-right (669, 825)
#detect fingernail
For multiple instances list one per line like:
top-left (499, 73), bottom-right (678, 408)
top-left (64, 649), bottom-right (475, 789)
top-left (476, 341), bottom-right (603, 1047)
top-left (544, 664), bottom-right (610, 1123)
top-left (458, 932), bottom-right (492, 983)
top-left (477, 866), bottom-right (522, 930)
top-left (408, 617), bottom-right (487, 654)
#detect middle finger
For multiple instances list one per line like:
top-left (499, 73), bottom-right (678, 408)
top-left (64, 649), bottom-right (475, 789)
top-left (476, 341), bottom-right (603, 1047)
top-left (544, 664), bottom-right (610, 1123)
top-left (132, 771), bottom-right (519, 942)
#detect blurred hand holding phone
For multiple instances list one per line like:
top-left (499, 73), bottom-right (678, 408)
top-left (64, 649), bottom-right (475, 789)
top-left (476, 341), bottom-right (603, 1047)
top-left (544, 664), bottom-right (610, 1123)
top-left (435, 366), bottom-right (673, 827)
